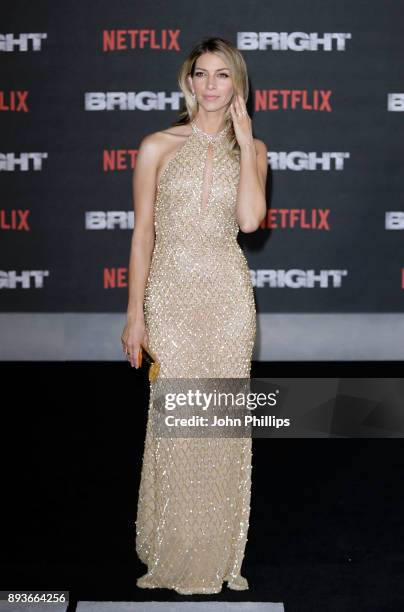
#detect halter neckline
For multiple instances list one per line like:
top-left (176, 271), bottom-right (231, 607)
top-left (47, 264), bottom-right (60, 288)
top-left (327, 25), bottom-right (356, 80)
top-left (190, 119), bottom-right (231, 143)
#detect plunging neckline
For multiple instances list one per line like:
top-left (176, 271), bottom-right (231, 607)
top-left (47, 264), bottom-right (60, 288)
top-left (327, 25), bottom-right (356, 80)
top-left (190, 120), bottom-right (231, 213)
top-left (156, 120), bottom-right (231, 190)
top-left (156, 120), bottom-right (232, 215)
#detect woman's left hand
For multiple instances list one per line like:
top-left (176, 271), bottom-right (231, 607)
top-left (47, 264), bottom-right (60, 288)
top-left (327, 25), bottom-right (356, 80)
top-left (229, 93), bottom-right (254, 148)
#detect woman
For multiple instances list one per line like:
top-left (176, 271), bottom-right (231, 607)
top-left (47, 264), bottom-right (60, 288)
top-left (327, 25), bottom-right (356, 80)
top-left (121, 36), bottom-right (267, 595)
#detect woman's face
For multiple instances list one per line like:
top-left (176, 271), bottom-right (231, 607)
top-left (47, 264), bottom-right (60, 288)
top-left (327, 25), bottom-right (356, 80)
top-left (188, 52), bottom-right (235, 111)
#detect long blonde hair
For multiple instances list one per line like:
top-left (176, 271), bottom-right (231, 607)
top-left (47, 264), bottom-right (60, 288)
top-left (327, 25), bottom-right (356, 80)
top-left (173, 36), bottom-right (249, 158)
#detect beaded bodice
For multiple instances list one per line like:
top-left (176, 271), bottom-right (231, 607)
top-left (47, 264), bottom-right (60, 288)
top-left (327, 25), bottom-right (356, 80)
top-left (154, 119), bottom-right (241, 242)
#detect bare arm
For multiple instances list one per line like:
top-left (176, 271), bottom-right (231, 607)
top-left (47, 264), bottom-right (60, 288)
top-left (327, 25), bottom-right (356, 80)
top-left (122, 134), bottom-right (159, 366)
top-left (126, 135), bottom-right (158, 319)
top-left (236, 138), bottom-right (268, 233)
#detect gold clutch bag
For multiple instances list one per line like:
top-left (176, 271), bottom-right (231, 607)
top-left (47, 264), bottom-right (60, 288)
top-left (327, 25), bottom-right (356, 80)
top-left (137, 343), bottom-right (160, 382)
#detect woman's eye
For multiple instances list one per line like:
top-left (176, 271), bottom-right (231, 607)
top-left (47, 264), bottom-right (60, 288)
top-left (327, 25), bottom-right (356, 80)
top-left (194, 72), bottom-right (229, 78)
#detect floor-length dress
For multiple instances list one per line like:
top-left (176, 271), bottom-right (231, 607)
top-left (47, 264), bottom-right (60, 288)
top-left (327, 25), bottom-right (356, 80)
top-left (135, 118), bottom-right (256, 595)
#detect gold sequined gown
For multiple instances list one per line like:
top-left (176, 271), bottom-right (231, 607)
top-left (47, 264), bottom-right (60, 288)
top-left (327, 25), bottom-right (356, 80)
top-left (135, 119), bottom-right (256, 595)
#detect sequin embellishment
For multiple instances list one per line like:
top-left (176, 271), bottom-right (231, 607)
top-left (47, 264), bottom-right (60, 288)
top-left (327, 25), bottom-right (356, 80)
top-left (135, 117), bottom-right (257, 595)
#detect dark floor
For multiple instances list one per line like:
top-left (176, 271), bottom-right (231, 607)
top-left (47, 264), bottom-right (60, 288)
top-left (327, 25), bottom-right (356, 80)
top-left (1, 361), bottom-right (404, 612)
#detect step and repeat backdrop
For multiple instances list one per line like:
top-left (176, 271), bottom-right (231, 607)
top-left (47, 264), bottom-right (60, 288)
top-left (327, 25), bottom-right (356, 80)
top-left (1, 1), bottom-right (403, 359)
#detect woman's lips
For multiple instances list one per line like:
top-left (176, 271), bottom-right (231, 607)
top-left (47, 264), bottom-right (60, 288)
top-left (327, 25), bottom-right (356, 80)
top-left (203, 95), bottom-right (219, 100)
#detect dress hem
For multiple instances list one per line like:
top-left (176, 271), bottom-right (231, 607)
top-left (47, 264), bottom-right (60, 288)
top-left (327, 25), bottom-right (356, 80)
top-left (136, 573), bottom-right (249, 594)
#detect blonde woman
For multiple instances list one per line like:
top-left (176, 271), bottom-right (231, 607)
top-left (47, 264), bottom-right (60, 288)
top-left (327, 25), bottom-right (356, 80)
top-left (121, 36), bottom-right (267, 595)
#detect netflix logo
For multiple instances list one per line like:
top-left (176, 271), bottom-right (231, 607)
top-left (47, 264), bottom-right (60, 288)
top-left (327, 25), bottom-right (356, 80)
top-left (104, 268), bottom-right (128, 288)
top-left (103, 150), bottom-right (138, 171)
top-left (0, 210), bottom-right (30, 231)
top-left (255, 90), bottom-right (332, 111)
top-left (260, 209), bottom-right (331, 230)
top-left (102, 29), bottom-right (180, 51)
top-left (0, 91), bottom-right (29, 112)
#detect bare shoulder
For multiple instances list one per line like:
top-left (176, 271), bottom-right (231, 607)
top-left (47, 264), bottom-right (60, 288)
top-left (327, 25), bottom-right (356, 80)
top-left (253, 138), bottom-right (268, 156)
top-left (158, 124), bottom-right (193, 138)
top-left (138, 125), bottom-right (192, 165)
top-left (142, 124), bottom-right (192, 147)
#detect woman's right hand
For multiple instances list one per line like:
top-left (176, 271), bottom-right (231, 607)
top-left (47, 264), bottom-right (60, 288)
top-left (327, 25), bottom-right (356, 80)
top-left (121, 317), bottom-right (149, 368)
